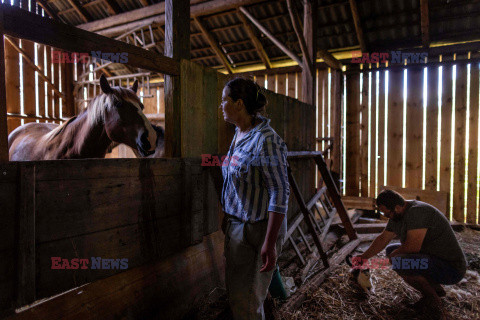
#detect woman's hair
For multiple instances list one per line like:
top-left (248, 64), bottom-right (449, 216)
top-left (376, 189), bottom-right (405, 211)
top-left (225, 77), bottom-right (267, 116)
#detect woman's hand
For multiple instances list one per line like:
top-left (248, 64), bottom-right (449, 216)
top-left (260, 240), bottom-right (277, 272)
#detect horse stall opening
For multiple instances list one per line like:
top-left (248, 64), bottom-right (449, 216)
top-left (0, 5), bottom-right (317, 317)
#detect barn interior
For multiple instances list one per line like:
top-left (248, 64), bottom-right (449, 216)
top-left (0, 0), bottom-right (480, 319)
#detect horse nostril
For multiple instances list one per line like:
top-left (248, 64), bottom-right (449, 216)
top-left (140, 132), bottom-right (151, 150)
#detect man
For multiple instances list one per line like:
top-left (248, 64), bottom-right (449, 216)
top-left (357, 189), bottom-right (467, 318)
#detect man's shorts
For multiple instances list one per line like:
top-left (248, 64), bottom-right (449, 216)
top-left (385, 243), bottom-right (464, 285)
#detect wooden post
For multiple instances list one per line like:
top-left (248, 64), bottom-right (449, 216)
top-left (301, 0), bottom-right (316, 106)
top-left (331, 69), bottom-right (343, 174)
top-left (406, 66), bottom-right (423, 189)
top-left (440, 65), bottom-right (453, 218)
top-left (425, 66), bottom-right (439, 190)
top-left (0, 11), bottom-right (9, 162)
top-left (467, 64), bottom-right (479, 224)
top-left (387, 68), bottom-right (404, 187)
top-left (164, 0), bottom-right (189, 157)
top-left (345, 73), bottom-right (360, 196)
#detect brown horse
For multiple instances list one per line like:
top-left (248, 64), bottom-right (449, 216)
top-left (8, 74), bottom-right (157, 160)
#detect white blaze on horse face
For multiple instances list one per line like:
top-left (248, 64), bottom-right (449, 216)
top-left (128, 98), bottom-right (157, 152)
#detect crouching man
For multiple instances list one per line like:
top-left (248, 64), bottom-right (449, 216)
top-left (356, 189), bottom-right (467, 319)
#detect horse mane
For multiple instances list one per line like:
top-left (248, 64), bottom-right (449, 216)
top-left (44, 86), bottom-right (140, 143)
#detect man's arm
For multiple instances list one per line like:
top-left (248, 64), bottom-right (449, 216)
top-left (360, 229), bottom-right (397, 260)
top-left (388, 228), bottom-right (427, 257)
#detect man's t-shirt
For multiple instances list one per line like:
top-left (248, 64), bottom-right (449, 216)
top-left (385, 200), bottom-right (467, 274)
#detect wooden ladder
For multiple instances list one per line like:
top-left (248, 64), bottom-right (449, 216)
top-left (286, 151), bottom-right (357, 268)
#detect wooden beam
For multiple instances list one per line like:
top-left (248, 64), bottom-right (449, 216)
top-left (286, 0), bottom-right (312, 76)
top-left (318, 49), bottom-right (342, 70)
top-left (0, 11), bottom-right (8, 162)
top-left (36, 0), bottom-right (65, 22)
top-left (164, 0), bottom-right (189, 158)
top-left (78, 0), bottom-right (267, 35)
top-left (103, 0), bottom-right (122, 15)
top-left (237, 10), bottom-right (272, 69)
top-left (138, 0), bottom-right (149, 7)
top-left (236, 9), bottom-right (271, 69)
top-left (0, 4), bottom-right (179, 75)
top-left (66, 0), bottom-right (92, 23)
top-left (4, 36), bottom-right (65, 99)
top-left (239, 6), bottom-right (303, 67)
top-left (301, 0), bottom-right (315, 105)
top-left (194, 17), bottom-right (233, 74)
top-left (348, 0), bottom-right (366, 52)
top-left (420, 0), bottom-right (430, 48)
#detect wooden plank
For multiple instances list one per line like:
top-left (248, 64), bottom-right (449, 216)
top-left (341, 196), bottom-right (375, 210)
top-left (425, 66), bottom-right (439, 190)
top-left (14, 231), bottom-right (225, 320)
top-left (52, 48), bottom-right (59, 119)
top-left (203, 68), bottom-right (219, 155)
top-left (405, 67), bottom-right (424, 189)
top-left (452, 64), bottom-right (468, 222)
top-left (194, 16), bottom-right (232, 74)
top-left (267, 74), bottom-right (275, 92)
top-left (301, 0), bottom-right (316, 105)
top-left (380, 185), bottom-right (448, 216)
top-left (377, 70), bottom-right (385, 193)
top-left (387, 68), bottom-right (404, 187)
top-left (331, 70), bottom-right (343, 174)
top-left (287, 73), bottom-right (296, 98)
top-left (420, 0), bottom-right (430, 48)
top-left (236, 8), bottom-right (272, 69)
top-left (45, 46), bottom-right (52, 118)
top-left (4, 32), bottom-right (21, 136)
top-left (36, 44), bottom-right (45, 119)
top-left (467, 64), bottom-right (479, 224)
top-left (16, 164), bottom-right (36, 306)
top-left (349, 0), bottom-right (366, 52)
top-left (360, 71), bottom-right (369, 197)
top-left (0, 4), bottom-right (180, 75)
top-left (369, 70), bottom-right (377, 197)
top-left (22, 40), bottom-right (36, 120)
top-left (440, 64), bottom-right (453, 217)
top-left (296, 72), bottom-right (302, 101)
top-left (255, 75), bottom-right (265, 88)
top-left (277, 73), bottom-right (286, 96)
top-left (63, 60), bottom-right (75, 117)
top-left (318, 69), bottom-right (327, 155)
top-left (345, 73), bottom-right (360, 196)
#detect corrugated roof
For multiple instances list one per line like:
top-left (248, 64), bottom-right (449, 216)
top-left (17, 0), bottom-right (480, 75)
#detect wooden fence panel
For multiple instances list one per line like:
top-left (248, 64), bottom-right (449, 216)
top-left (387, 68), bottom-right (404, 187)
top-left (345, 73), bottom-right (360, 196)
top-left (425, 66), bottom-right (439, 190)
top-left (287, 73), bottom-right (295, 98)
top-left (452, 64), bottom-right (468, 222)
top-left (440, 64), bottom-right (453, 218)
top-left (467, 64), bottom-right (479, 224)
top-left (22, 40), bottom-right (36, 122)
top-left (360, 72), bottom-right (369, 197)
top-left (5, 36), bottom-right (21, 133)
top-left (36, 44), bottom-right (45, 120)
top-left (277, 73), bottom-right (286, 96)
top-left (369, 70), bottom-right (377, 197)
top-left (377, 70), bottom-right (386, 192)
top-left (405, 67), bottom-right (424, 189)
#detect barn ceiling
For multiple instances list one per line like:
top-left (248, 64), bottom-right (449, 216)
top-left (37, 0), bottom-right (480, 76)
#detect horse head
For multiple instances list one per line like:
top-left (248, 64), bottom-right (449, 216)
top-left (98, 74), bottom-right (157, 157)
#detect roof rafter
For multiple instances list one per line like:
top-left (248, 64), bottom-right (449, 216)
top-left (348, 0), bottom-right (366, 52)
top-left (103, 0), bottom-right (122, 15)
top-left (239, 6), bottom-right (303, 67)
top-left (193, 16), bottom-right (234, 74)
top-left (66, 0), bottom-right (92, 23)
top-left (236, 8), bottom-right (272, 69)
top-left (286, 0), bottom-right (313, 75)
top-left (420, 0), bottom-right (430, 48)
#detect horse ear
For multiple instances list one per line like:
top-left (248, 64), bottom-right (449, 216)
top-left (100, 74), bottom-right (113, 94)
top-left (131, 80), bottom-right (138, 94)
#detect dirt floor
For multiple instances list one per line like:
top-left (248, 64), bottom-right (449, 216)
top-left (189, 227), bottom-right (480, 320)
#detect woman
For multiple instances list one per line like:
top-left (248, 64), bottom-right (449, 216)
top-left (220, 78), bottom-right (290, 320)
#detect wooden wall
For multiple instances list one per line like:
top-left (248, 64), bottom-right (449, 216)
top-left (344, 61), bottom-right (480, 224)
top-left (0, 158), bottom-right (218, 315)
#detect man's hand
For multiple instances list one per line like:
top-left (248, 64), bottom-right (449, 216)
top-left (260, 241), bottom-right (276, 273)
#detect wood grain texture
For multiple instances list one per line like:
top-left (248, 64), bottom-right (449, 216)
top-left (467, 64), bottom-right (479, 224)
top-left (425, 66), bottom-right (439, 190)
top-left (405, 67), bottom-right (423, 189)
top-left (452, 64), bottom-right (467, 222)
top-left (360, 72), bottom-right (369, 197)
top-left (377, 70), bottom-right (386, 192)
top-left (440, 64), bottom-right (453, 218)
top-left (345, 73), bottom-right (360, 196)
top-left (387, 68), bottom-right (404, 188)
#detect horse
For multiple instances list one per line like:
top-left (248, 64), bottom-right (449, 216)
top-left (8, 74), bottom-right (157, 160)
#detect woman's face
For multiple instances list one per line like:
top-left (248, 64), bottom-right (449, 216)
top-left (220, 86), bottom-right (240, 124)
